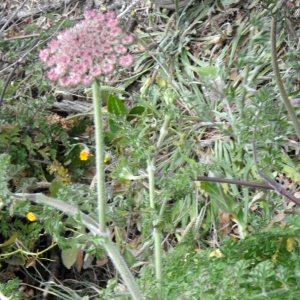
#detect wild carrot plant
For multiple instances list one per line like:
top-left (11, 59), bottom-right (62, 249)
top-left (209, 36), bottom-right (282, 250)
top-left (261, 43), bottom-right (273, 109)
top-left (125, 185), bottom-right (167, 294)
top-left (38, 10), bottom-right (144, 300)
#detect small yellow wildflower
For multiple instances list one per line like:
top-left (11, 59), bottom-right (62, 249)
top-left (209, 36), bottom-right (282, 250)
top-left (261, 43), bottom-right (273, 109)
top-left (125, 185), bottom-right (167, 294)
top-left (27, 212), bottom-right (38, 222)
top-left (209, 249), bottom-right (225, 258)
top-left (104, 152), bottom-right (111, 163)
top-left (286, 237), bottom-right (298, 252)
top-left (79, 149), bottom-right (93, 161)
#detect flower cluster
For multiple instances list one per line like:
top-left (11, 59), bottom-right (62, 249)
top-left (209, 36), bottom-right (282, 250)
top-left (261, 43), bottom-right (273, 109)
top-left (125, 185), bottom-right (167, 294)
top-left (39, 10), bottom-right (135, 87)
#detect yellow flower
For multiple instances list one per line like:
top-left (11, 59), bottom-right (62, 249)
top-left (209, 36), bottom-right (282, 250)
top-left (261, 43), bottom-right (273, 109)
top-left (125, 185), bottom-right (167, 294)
top-left (80, 149), bottom-right (93, 161)
top-left (286, 237), bottom-right (298, 252)
top-left (209, 249), bottom-right (225, 258)
top-left (104, 152), bottom-right (111, 163)
top-left (27, 212), bottom-right (38, 222)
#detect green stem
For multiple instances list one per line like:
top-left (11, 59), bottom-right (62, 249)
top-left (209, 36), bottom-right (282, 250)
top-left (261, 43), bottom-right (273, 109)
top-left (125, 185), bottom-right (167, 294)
top-left (158, 197), bottom-right (168, 222)
top-left (92, 80), bottom-right (145, 298)
top-left (271, 15), bottom-right (300, 139)
top-left (147, 158), bottom-right (156, 210)
top-left (92, 80), bottom-right (107, 233)
top-left (104, 240), bottom-right (145, 300)
top-left (147, 157), bottom-right (162, 300)
top-left (153, 228), bottom-right (162, 299)
top-left (146, 113), bottom-right (172, 299)
top-left (15, 193), bottom-right (103, 235)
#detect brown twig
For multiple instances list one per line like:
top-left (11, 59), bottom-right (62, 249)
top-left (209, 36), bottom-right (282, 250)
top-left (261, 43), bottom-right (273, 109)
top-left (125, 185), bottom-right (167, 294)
top-left (155, 170), bottom-right (300, 206)
top-left (192, 175), bottom-right (273, 190)
top-left (253, 140), bottom-right (300, 206)
top-left (155, 172), bottom-right (273, 189)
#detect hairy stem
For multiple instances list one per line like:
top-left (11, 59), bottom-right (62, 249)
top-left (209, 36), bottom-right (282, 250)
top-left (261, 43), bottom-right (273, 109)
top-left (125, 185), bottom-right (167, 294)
top-left (147, 113), bottom-right (172, 299)
top-left (92, 80), bottom-right (145, 299)
top-left (104, 240), bottom-right (145, 300)
top-left (92, 80), bottom-right (107, 233)
top-left (14, 193), bottom-right (103, 235)
top-left (147, 157), bottom-right (162, 299)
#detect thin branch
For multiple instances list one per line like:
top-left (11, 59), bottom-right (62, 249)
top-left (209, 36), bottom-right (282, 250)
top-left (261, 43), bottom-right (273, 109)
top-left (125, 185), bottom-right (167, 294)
top-left (0, 62), bottom-right (19, 113)
top-left (271, 14), bottom-right (300, 138)
top-left (155, 171), bottom-right (300, 206)
top-left (253, 140), bottom-right (300, 206)
top-left (191, 175), bottom-right (274, 190)
top-left (0, 0), bottom-right (30, 34)
top-left (155, 172), bottom-right (273, 189)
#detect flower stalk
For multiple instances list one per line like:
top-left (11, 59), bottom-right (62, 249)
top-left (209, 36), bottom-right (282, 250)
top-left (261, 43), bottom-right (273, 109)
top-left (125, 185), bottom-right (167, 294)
top-left (147, 156), bottom-right (162, 299)
top-left (147, 100), bottom-right (174, 298)
top-left (92, 80), bottom-right (106, 233)
top-left (39, 10), bottom-right (144, 299)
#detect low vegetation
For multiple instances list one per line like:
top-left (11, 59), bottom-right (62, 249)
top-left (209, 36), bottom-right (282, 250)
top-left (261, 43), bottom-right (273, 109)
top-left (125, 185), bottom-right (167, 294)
top-left (1, 0), bottom-right (300, 299)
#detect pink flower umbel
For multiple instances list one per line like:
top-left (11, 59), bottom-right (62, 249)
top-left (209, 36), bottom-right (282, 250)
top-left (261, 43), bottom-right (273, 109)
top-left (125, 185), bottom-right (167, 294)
top-left (39, 10), bottom-right (135, 87)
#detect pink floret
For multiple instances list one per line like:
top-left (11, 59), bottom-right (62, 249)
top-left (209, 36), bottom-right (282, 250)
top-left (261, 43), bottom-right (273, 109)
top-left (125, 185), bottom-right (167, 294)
top-left (101, 64), bottom-right (114, 74)
top-left (39, 49), bottom-right (50, 62)
top-left (119, 55), bottom-right (134, 67)
top-left (47, 69), bottom-right (59, 81)
top-left (84, 10), bottom-right (97, 18)
top-left (122, 34), bottom-right (135, 45)
top-left (114, 44), bottom-right (127, 54)
top-left (90, 65), bottom-right (102, 77)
